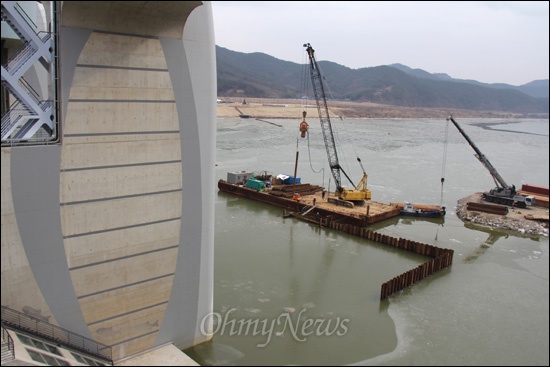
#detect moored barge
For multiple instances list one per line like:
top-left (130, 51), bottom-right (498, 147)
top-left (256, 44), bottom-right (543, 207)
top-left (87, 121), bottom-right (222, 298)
top-left (218, 178), bottom-right (402, 227)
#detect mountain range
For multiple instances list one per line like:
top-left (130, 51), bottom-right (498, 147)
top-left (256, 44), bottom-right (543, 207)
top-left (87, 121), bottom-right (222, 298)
top-left (216, 46), bottom-right (549, 115)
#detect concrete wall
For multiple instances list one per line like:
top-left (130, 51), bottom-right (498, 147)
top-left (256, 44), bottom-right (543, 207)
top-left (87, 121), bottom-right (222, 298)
top-left (1, 1), bottom-right (215, 362)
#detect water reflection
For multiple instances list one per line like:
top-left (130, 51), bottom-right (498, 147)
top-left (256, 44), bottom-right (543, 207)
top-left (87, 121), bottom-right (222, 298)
top-left (189, 118), bottom-right (549, 366)
top-left (462, 222), bottom-right (509, 263)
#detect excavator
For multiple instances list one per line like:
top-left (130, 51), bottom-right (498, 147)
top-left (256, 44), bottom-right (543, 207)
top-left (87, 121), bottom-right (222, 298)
top-left (447, 116), bottom-right (534, 208)
top-left (304, 43), bottom-right (371, 207)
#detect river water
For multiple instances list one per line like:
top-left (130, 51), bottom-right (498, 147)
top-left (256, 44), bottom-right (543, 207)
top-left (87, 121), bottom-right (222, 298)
top-left (184, 117), bottom-right (549, 366)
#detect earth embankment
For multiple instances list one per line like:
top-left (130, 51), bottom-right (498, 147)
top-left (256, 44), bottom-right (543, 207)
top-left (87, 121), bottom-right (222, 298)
top-left (455, 192), bottom-right (549, 236)
top-left (217, 98), bottom-right (546, 119)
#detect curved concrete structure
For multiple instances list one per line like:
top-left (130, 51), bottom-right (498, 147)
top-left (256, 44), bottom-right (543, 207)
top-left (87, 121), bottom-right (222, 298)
top-left (1, 1), bottom-right (215, 361)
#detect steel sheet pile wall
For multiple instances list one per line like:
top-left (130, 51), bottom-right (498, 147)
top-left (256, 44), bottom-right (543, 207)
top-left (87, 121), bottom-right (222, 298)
top-left (328, 223), bottom-right (454, 300)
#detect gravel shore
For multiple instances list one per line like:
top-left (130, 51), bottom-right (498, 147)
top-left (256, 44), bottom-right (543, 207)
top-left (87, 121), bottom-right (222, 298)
top-left (455, 192), bottom-right (549, 236)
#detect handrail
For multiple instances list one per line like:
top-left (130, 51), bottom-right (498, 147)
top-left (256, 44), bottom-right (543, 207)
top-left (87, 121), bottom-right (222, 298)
top-left (19, 77), bottom-right (41, 104)
top-left (4, 41), bottom-right (37, 72)
top-left (1, 306), bottom-right (112, 363)
top-left (13, 2), bottom-right (38, 31)
top-left (1, 324), bottom-right (15, 362)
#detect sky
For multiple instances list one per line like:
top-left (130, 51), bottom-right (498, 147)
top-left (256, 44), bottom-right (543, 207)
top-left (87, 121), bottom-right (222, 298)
top-left (211, 1), bottom-right (549, 86)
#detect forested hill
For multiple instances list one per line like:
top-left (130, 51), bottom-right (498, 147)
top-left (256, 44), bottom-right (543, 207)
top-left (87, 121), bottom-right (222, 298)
top-left (216, 46), bottom-right (549, 114)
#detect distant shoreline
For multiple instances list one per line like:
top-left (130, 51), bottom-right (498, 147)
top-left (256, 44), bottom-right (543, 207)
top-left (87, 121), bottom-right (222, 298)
top-left (217, 97), bottom-right (549, 120)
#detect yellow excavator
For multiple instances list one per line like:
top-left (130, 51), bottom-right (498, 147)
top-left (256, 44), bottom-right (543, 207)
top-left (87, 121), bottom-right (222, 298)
top-left (304, 43), bottom-right (371, 207)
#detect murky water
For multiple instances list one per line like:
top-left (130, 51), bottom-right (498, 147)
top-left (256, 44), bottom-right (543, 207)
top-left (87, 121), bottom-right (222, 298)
top-left (185, 117), bottom-right (549, 366)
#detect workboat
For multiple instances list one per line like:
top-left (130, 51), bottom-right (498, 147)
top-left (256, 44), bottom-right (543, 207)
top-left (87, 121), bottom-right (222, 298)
top-left (395, 202), bottom-right (446, 218)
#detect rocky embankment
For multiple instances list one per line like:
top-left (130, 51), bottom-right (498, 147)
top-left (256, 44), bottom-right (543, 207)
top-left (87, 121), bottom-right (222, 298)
top-left (455, 193), bottom-right (549, 236)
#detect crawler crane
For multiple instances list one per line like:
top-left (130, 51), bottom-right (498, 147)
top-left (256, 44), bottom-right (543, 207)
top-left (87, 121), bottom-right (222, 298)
top-left (447, 116), bottom-right (533, 208)
top-left (304, 43), bottom-right (371, 207)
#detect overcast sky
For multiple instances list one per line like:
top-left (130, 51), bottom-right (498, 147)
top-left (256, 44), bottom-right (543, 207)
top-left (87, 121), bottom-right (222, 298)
top-left (211, 1), bottom-right (549, 86)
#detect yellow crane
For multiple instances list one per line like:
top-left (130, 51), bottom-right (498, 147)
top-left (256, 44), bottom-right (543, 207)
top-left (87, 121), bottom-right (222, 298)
top-left (304, 43), bottom-right (371, 206)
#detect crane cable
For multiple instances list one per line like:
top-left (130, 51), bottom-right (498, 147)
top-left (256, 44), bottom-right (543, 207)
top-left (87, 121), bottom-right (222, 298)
top-left (436, 119), bottom-right (451, 243)
top-left (299, 53), bottom-right (324, 185)
top-left (300, 50), bottom-right (310, 118)
top-left (321, 66), bottom-right (357, 181)
top-left (306, 129), bottom-right (324, 173)
top-left (296, 116), bottom-right (325, 186)
top-left (440, 118), bottom-right (450, 206)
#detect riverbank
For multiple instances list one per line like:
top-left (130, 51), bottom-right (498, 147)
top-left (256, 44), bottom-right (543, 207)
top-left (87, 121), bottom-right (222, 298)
top-left (217, 98), bottom-right (548, 119)
top-left (455, 192), bottom-right (549, 236)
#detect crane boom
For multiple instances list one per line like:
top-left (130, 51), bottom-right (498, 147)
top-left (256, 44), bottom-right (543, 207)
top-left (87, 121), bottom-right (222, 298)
top-left (447, 116), bottom-right (533, 208)
top-left (447, 116), bottom-right (509, 189)
top-left (304, 43), bottom-right (355, 193)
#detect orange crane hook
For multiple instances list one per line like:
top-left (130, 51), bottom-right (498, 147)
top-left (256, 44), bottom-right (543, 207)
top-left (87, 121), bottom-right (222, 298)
top-left (299, 110), bottom-right (309, 138)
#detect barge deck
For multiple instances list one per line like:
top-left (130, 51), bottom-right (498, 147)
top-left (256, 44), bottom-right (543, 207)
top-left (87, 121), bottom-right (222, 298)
top-left (218, 178), bottom-right (454, 299)
top-left (218, 179), bottom-right (401, 226)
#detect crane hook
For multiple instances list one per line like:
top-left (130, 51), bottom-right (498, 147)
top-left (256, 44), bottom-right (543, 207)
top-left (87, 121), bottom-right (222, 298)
top-left (299, 111), bottom-right (309, 138)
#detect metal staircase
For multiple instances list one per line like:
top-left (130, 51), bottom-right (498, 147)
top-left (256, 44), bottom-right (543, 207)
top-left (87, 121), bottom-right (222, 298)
top-left (1, 1), bottom-right (58, 145)
top-left (1, 325), bottom-right (15, 364)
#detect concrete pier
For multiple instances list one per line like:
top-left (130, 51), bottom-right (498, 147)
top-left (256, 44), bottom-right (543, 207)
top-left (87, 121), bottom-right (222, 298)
top-left (2, 1), bottom-right (216, 363)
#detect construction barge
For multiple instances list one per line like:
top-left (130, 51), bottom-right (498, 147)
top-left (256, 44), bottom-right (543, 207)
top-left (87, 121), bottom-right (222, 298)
top-left (218, 174), bottom-right (454, 300)
top-left (218, 179), bottom-right (402, 227)
top-left (217, 44), bottom-right (454, 300)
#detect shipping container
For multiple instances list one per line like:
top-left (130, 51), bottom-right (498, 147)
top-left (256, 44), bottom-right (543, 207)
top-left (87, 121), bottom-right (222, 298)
top-left (227, 171), bottom-right (254, 184)
top-left (246, 178), bottom-right (265, 191)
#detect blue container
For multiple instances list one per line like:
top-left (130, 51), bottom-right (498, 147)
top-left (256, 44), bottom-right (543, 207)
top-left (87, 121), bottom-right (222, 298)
top-left (283, 176), bottom-right (301, 185)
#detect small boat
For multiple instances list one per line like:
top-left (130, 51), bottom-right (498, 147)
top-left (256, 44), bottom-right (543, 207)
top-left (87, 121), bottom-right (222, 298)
top-left (394, 202), bottom-right (446, 218)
